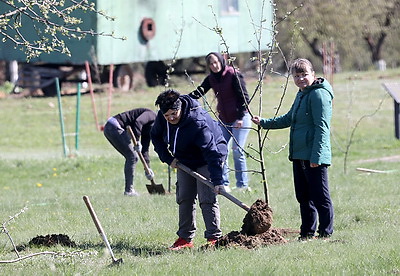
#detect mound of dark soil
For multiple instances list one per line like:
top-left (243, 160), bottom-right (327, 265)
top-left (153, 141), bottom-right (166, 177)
top-left (241, 199), bottom-right (273, 235)
top-left (215, 199), bottom-right (297, 249)
top-left (28, 234), bottom-right (76, 247)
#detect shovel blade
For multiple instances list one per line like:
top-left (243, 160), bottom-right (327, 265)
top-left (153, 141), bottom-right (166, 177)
top-left (146, 183), bottom-right (166, 195)
top-left (108, 258), bottom-right (123, 267)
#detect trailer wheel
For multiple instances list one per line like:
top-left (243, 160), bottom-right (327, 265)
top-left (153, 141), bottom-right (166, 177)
top-left (145, 61), bottom-right (167, 87)
top-left (42, 82), bottom-right (58, 97)
top-left (114, 64), bottom-right (133, 91)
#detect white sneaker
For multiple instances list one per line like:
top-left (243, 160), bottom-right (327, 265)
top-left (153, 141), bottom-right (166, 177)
top-left (233, 186), bottom-right (252, 192)
top-left (224, 186), bottom-right (231, 193)
top-left (124, 190), bottom-right (139, 196)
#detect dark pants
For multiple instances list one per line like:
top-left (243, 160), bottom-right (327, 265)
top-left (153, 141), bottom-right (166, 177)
top-left (103, 117), bottom-right (138, 193)
top-left (176, 165), bottom-right (222, 241)
top-left (293, 160), bottom-right (334, 237)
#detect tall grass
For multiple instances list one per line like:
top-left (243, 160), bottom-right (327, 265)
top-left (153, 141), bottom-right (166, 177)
top-left (0, 69), bottom-right (399, 275)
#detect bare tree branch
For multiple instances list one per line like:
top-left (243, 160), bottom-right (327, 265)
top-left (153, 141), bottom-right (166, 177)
top-left (342, 94), bottom-right (389, 174)
top-left (0, 252), bottom-right (59, 264)
top-left (0, 0), bottom-right (125, 60)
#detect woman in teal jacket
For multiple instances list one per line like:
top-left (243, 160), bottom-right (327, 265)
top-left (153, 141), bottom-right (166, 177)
top-left (252, 58), bottom-right (334, 240)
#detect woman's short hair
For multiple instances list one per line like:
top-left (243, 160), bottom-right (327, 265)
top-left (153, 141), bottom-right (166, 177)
top-left (290, 58), bottom-right (314, 74)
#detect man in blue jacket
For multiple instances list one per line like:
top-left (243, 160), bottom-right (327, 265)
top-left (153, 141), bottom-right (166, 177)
top-left (252, 58), bottom-right (334, 240)
top-left (151, 89), bottom-right (228, 250)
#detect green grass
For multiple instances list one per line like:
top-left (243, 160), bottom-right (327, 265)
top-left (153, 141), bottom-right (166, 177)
top-left (0, 69), bottom-right (399, 275)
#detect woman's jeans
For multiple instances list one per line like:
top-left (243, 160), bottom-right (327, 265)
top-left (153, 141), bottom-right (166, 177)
top-left (219, 112), bottom-right (251, 188)
top-left (103, 117), bottom-right (138, 193)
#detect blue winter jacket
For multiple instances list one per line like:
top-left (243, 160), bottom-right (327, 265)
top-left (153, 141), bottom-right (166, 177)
top-left (151, 95), bottom-right (228, 186)
top-left (259, 78), bottom-right (334, 165)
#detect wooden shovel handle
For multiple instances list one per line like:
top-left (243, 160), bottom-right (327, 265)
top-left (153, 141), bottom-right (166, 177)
top-left (176, 162), bottom-right (250, 212)
top-left (83, 195), bottom-right (104, 235)
top-left (126, 126), bottom-right (153, 179)
top-left (83, 195), bottom-right (117, 261)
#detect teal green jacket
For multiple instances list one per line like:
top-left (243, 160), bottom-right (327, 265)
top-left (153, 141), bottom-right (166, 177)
top-left (259, 78), bottom-right (334, 165)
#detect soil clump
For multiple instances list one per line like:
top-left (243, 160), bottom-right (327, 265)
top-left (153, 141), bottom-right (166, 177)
top-left (215, 199), bottom-right (297, 249)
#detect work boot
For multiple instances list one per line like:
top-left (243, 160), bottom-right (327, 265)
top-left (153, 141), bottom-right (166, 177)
top-left (317, 233), bottom-right (331, 241)
top-left (169, 237), bottom-right (194, 250)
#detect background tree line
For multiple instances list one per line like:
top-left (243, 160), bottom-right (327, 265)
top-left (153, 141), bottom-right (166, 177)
top-left (274, 0), bottom-right (400, 72)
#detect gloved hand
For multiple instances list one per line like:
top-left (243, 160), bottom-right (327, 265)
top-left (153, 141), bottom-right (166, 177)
top-left (189, 86), bottom-right (204, 99)
top-left (214, 185), bottom-right (226, 194)
top-left (145, 169), bottom-right (154, 180)
top-left (133, 142), bottom-right (142, 152)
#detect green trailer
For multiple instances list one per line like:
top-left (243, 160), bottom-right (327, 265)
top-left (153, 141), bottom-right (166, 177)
top-left (0, 0), bottom-right (273, 93)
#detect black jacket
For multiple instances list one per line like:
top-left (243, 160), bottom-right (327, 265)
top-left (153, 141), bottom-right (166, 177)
top-left (151, 95), bottom-right (227, 186)
top-left (114, 108), bottom-right (156, 163)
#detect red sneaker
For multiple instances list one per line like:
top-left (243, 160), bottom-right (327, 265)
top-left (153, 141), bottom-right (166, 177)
top-left (169, 237), bottom-right (194, 250)
top-left (199, 238), bottom-right (218, 250)
top-left (206, 238), bottom-right (218, 246)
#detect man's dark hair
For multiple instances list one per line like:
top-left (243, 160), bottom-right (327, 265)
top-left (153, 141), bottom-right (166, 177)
top-left (155, 89), bottom-right (182, 114)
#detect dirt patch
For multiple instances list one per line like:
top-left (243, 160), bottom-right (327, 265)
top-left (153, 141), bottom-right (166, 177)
top-left (28, 234), bottom-right (76, 247)
top-left (215, 199), bottom-right (298, 249)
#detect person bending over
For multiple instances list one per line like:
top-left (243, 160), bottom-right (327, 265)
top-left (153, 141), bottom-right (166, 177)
top-left (104, 108), bottom-right (156, 196)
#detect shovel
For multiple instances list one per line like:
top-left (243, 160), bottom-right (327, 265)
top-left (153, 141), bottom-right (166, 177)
top-left (83, 195), bottom-right (123, 266)
top-left (176, 162), bottom-right (250, 212)
top-left (126, 126), bottom-right (165, 195)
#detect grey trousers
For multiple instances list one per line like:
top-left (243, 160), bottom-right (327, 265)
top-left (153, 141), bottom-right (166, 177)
top-left (176, 165), bottom-right (222, 241)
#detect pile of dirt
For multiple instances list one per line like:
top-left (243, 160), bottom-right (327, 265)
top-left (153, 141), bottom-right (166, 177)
top-left (241, 199), bottom-right (274, 235)
top-left (28, 234), bottom-right (76, 247)
top-left (215, 199), bottom-right (294, 249)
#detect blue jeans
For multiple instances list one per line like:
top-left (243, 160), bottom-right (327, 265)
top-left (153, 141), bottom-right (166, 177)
top-left (219, 112), bottom-right (251, 188)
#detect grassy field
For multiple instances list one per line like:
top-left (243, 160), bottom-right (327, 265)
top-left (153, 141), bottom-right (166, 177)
top-left (0, 68), bottom-right (399, 275)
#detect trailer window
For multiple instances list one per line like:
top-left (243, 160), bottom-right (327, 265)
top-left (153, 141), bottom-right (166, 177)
top-left (221, 0), bottom-right (239, 15)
